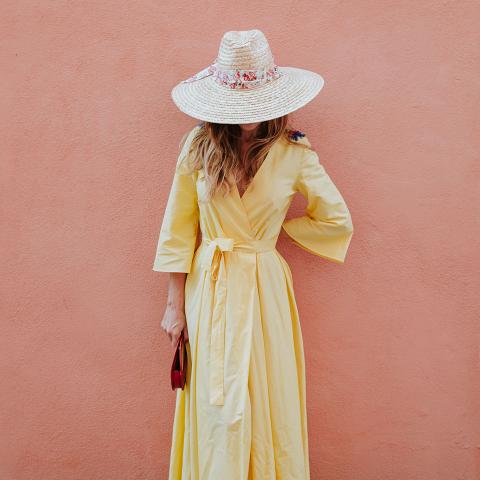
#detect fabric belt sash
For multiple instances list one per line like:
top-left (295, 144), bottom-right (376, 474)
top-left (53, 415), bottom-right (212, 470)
top-left (200, 236), bottom-right (277, 406)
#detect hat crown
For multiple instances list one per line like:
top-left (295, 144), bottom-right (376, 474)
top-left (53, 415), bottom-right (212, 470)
top-left (216, 29), bottom-right (275, 71)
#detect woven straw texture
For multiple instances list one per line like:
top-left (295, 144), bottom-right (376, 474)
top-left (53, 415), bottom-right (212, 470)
top-left (170, 29), bottom-right (325, 124)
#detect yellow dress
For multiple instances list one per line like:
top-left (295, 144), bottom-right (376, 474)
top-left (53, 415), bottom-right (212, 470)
top-left (153, 124), bottom-right (354, 479)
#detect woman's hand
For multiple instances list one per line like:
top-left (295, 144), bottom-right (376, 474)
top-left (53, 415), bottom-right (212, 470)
top-left (161, 272), bottom-right (189, 347)
top-left (161, 302), bottom-right (189, 347)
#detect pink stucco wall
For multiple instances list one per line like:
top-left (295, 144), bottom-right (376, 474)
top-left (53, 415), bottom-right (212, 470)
top-left (2, 1), bottom-right (479, 479)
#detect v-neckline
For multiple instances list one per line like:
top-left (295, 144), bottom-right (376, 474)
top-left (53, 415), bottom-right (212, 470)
top-left (232, 138), bottom-right (280, 202)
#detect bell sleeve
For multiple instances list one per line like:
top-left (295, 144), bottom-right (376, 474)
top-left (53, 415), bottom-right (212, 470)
top-left (282, 148), bottom-right (354, 264)
top-left (152, 127), bottom-right (200, 273)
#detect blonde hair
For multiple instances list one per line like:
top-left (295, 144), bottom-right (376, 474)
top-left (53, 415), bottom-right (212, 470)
top-left (179, 114), bottom-right (312, 200)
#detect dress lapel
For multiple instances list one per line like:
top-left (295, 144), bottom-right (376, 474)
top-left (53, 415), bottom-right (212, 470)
top-left (229, 139), bottom-right (280, 237)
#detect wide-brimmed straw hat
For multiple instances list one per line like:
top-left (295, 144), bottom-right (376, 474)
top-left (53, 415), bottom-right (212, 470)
top-left (171, 29), bottom-right (325, 124)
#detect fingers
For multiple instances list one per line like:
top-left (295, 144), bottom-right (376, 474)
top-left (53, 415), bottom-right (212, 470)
top-left (160, 307), bottom-right (188, 347)
top-left (170, 324), bottom-right (189, 348)
top-left (171, 330), bottom-right (181, 348)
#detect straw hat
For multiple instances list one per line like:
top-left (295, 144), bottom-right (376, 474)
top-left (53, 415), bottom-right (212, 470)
top-left (171, 29), bottom-right (325, 124)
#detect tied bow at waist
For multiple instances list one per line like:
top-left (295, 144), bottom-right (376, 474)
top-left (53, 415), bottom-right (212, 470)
top-left (200, 236), bottom-right (277, 406)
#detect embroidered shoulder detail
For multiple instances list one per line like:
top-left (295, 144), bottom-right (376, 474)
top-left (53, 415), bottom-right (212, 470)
top-left (287, 129), bottom-right (306, 141)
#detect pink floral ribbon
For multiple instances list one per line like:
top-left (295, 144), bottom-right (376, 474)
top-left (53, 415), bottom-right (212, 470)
top-left (181, 60), bottom-right (282, 90)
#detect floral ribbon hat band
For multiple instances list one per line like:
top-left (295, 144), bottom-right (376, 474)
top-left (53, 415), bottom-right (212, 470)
top-left (171, 29), bottom-right (325, 124)
top-left (181, 61), bottom-right (283, 90)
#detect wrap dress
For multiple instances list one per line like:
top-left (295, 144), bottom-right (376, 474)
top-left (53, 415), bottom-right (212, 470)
top-left (152, 124), bottom-right (354, 479)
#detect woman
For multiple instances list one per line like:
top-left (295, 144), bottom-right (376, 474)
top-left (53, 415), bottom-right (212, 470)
top-left (153, 30), bottom-right (353, 479)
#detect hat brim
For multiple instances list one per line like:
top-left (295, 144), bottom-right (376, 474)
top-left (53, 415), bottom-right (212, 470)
top-left (170, 66), bottom-right (325, 124)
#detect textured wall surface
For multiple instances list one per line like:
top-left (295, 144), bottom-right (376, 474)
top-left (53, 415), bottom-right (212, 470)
top-left (1, 1), bottom-right (479, 479)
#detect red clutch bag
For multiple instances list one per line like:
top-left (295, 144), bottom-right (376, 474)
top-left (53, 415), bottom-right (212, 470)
top-left (171, 330), bottom-right (188, 390)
